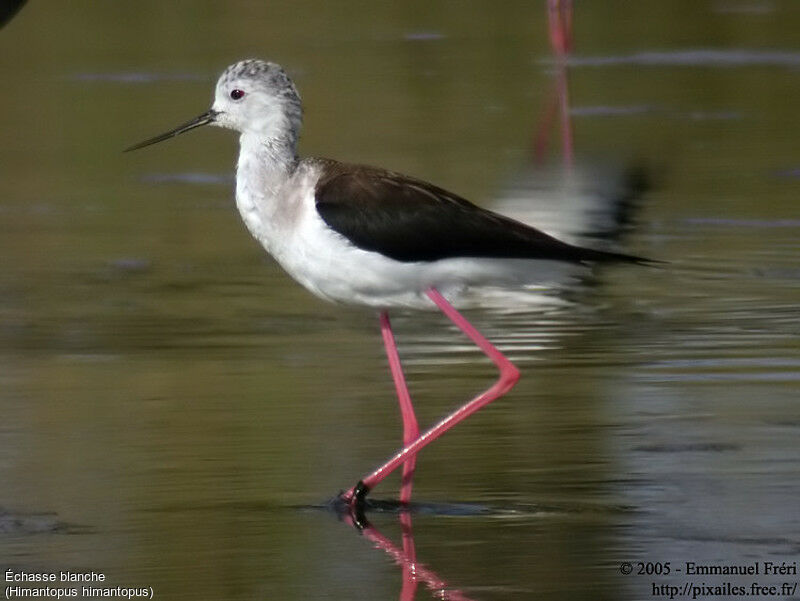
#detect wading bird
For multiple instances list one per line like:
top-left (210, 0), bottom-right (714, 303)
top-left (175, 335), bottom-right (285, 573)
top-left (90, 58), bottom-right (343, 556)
top-left (126, 59), bottom-right (645, 509)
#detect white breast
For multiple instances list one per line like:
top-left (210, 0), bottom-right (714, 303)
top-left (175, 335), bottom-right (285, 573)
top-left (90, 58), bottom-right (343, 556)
top-left (235, 158), bottom-right (430, 306)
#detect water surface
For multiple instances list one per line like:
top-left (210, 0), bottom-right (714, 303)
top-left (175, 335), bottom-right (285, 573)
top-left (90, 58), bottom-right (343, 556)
top-left (1, 1), bottom-right (799, 599)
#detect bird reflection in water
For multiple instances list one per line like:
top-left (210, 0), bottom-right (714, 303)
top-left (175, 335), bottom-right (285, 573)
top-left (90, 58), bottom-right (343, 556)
top-left (340, 507), bottom-right (477, 601)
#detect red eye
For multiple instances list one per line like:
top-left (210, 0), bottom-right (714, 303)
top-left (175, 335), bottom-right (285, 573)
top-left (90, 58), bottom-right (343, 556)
top-left (230, 89), bottom-right (245, 100)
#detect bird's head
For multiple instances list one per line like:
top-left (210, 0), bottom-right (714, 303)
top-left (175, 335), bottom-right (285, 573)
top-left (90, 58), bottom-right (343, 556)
top-left (125, 59), bottom-right (303, 152)
top-left (211, 59), bottom-right (302, 139)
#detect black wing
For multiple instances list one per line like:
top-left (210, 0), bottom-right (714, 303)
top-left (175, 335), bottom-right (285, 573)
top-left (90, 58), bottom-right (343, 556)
top-left (315, 161), bottom-right (645, 264)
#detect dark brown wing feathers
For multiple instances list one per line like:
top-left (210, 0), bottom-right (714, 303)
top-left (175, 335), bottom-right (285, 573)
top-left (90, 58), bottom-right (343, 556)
top-left (314, 160), bottom-right (646, 264)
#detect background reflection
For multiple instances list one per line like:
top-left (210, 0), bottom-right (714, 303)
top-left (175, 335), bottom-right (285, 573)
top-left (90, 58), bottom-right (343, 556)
top-left (1, 1), bottom-right (799, 600)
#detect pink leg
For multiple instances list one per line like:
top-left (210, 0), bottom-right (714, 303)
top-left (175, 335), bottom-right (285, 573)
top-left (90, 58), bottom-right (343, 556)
top-left (380, 312), bottom-right (420, 505)
top-left (548, 0), bottom-right (573, 56)
top-left (343, 288), bottom-right (520, 504)
top-left (533, 0), bottom-right (574, 167)
top-left (555, 57), bottom-right (574, 167)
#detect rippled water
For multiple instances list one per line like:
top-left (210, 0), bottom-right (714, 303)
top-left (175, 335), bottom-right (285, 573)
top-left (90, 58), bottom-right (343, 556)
top-left (1, 2), bottom-right (799, 600)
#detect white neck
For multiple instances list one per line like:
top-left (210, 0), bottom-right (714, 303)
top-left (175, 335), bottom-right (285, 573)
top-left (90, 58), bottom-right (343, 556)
top-left (235, 132), bottom-right (302, 250)
top-left (240, 131), bottom-right (297, 171)
top-left (237, 134), bottom-right (299, 199)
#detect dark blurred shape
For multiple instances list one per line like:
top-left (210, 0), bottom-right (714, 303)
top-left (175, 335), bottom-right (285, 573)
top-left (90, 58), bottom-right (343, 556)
top-left (403, 30), bottom-right (446, 42)
top-left (0, 0), bottom-right (26, 29)
top-left (570, 104), bottom-right (655, 117)
top-left (593, 163), bottom-right (652, 242)
top-left (712, 0), bottom-right (775, 14)
top-left (70, 71), bottom-right (205, 83)
top-left (564, 49), bottom-right (800, 68)
top-left (773, 167), bottom-right (800, 179)
top-left (0, 507), bottom-right (66, 534)
top-left (635, 442), bottom-right (742, 453)
top-left (139, 172), bottom-right (233, 185)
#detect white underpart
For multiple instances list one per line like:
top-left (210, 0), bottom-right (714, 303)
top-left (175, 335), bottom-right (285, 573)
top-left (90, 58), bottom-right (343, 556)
top-left (235, 134), bottom-right (581, 310)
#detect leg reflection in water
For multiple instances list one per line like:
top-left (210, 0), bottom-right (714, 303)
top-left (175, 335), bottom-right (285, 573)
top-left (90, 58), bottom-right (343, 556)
top-left (342, 509), bottom-right (477, 601)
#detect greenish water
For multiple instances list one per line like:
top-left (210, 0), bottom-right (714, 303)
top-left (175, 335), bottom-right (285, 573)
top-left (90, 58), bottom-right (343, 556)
top-left (2, 1), bottom-right (799, 600)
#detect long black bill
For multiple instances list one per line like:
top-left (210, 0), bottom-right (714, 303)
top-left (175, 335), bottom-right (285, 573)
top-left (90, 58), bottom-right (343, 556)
top-left (124, 110), bottom-right (217, 152)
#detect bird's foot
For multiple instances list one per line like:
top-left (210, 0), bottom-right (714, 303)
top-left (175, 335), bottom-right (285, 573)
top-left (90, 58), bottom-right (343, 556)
top-left (340, 480), bottom-right (369, 505)
top-left (338, 480), bottom-right (370, 529)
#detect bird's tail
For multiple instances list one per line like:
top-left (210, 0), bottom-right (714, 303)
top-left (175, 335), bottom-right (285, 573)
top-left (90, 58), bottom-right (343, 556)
top-left (572, 245), bottom-right (661, 266)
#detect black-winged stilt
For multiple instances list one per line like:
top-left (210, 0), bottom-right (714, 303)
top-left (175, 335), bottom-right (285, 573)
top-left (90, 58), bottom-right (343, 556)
top-left (126, 59), bottom-right (646, 509)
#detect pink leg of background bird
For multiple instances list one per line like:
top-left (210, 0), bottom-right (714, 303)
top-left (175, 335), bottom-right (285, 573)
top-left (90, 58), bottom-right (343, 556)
top-left (343, 287), bottom-right (520, 503)
top-left (380, 312), bottom-right (420, 505)
top-left (534, 0), bottom-right (574, 166)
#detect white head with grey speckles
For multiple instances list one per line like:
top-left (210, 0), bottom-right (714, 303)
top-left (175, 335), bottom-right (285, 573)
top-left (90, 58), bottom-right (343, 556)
top-left (124, 59), bottom-right (303, 153)
top-left (212, 59), bottom-right (302, 143)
